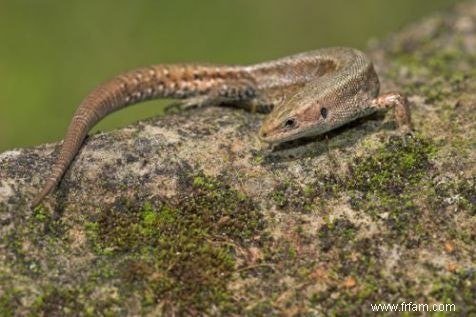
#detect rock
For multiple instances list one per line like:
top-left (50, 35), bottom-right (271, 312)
top-left (1, 2), bottom-right (475, 315)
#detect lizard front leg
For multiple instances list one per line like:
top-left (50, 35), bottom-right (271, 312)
top-left (371, 92), bottom-right (413, 133)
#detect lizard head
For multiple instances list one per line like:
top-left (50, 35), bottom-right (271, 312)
top-left (259, 98), bottom-right (331, 144)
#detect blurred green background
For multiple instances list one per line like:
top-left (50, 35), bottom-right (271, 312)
top-left (0, 0), bottom-right (460, 152)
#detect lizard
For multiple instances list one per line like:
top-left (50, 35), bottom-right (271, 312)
top-left (30, 47), bottom-right (412, 208)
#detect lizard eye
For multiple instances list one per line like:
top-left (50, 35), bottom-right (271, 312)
top-left (283, 117), bottom-right (298, 129)
top-left (320, 107), bottom-right (328, 119)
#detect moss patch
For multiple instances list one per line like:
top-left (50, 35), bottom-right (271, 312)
top-left (346, 135), bottom-right (437, 246)
top-left (348, 134), bottom-right (436, 196)
top-left (389, 42), bottom-right (475, 103)
top-left (82, 173), bottom-right (264, 315)
top-left (269, 173), bottom-right (340, 214)
top-left (430, 270), bottom-right (476, 314)
top-left (319, 218), bottom-right (358, 252)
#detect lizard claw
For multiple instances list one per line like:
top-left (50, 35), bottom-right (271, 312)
top-left (401, 127), bottom-right (415, 146)
top-left (389, 126), bottom-right (414, 146)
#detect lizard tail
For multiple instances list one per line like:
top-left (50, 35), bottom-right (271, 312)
top-left (30, 64), bottom-right (255, 208)
top-left (30, 76), bottom-right (127, 209)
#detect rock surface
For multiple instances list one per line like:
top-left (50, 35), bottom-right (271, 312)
top-left (1, 2), bottom-right (475, 315)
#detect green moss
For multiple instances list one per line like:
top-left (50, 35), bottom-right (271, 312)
top-left (31, 286), bottom-right (84, 316)
top-left (84, 220), bottom-right (115, 255)
top-left (141, 209), bottom-right (157, 226)
top-left (346, 135), bottom-right (438, 244)
top-left (287, 244), bottom-right (297, 259)
top-left (30, 284), bottom-right (120, 317)
top-left (303, 185), bottom-right (314, 198)
top-left (356, 281), bottom-right (379, 301)
top-left (271, 190), bottom-right (287, 207)
top-left (319, 218), bottom-right (358, 252)
top-left (83, 174), bottom-right (264, 315)
top-left (269, 177), bottom-right (336, 214)
top-left (32, 206), bottom-right (50, 222)
top-left (84, 221), bottom-right (99, 232)
top-left (247, 300), bottom-right (275, 316)
top-left (192, 175), bottom-right (217, 191)
top-left (0, 287), bottom-right (21, 316)
top-left (349, 134), bottom-right (435, 195)
top-left (430, 270), bottom-right (475, 314)
top-left (253, 154), bottom-right (265, 164)
top-left (2, 174), bottom-right (263, 315)
top-left (192, 175), bottom-right (206, 187)
top-left (389, 46), bottom-right (472, 103)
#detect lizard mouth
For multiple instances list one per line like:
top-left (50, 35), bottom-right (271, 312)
top-left (258, 128), bottom-right (301, 144)
top-left (259, 120), bottom-right (326, 145)
top-left (258, 126), bottom-right (280, 143)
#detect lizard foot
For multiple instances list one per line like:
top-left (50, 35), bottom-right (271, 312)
top-left (387, 127), bottom-right (414, 146)
top-left (164, 95), bottom-right (219, 114)
top-left (372, 92), bottom-right (413, 133)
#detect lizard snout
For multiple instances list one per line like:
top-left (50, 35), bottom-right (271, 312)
top-left (258, 124), bottom-right (273, 143)
top-left (258, 129), bottom-right (268, 140)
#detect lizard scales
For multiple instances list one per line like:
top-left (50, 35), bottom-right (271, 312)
top-left (31, 47), bottom-right (411, 208)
